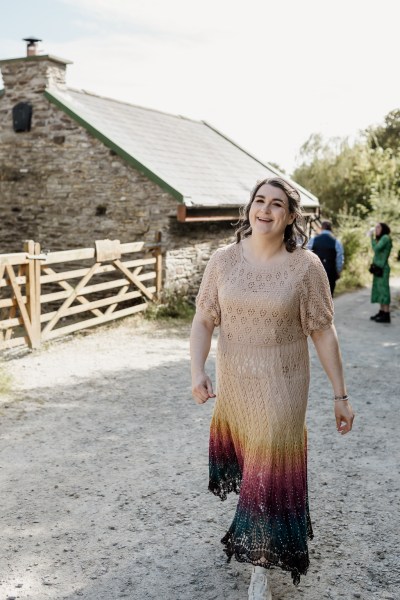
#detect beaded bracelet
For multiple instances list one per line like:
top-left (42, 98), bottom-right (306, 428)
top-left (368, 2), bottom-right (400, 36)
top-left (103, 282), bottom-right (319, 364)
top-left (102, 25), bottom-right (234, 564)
top-left (334, 394), bottom-right (349, 401)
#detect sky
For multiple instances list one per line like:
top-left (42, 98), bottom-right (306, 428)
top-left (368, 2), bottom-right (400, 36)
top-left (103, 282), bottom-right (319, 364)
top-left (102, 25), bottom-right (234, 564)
top-left (1, 0), bottom-right (399, 174)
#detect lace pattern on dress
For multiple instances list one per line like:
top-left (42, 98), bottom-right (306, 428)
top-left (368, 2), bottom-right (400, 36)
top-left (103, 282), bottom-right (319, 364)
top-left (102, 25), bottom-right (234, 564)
top-left (195, 243), bottom-right (334, 586)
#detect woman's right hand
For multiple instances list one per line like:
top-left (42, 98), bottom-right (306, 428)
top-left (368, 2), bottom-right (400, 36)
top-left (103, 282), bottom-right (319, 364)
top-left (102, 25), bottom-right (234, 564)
top-left (191, 372), bottom-right (216, 404)
top-left (335, 400), bottom-right (355, 435)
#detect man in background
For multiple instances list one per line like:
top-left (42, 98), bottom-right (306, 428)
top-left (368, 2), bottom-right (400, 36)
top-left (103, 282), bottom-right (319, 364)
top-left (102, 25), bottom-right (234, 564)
top-left (308, 221), bottom-right (344, 295)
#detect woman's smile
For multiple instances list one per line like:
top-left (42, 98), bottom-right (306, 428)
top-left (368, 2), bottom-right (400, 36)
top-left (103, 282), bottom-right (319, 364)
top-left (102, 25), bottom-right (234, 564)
top-left (249, 183), bottom-right (294, 236)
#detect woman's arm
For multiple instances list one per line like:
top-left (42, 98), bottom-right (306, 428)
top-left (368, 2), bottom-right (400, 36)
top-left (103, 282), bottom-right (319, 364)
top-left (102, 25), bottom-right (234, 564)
top-left (372, 235), bottom-right (391, 267)
top-left (190, 313), bottom-right (216, 404)
top-left (311, 324), bottom-right (355, 435)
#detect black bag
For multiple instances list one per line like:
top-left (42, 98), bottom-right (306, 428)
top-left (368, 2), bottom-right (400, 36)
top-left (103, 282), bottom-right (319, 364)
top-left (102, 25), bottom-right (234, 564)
top-left (369, 263), bottom-right (383, 277)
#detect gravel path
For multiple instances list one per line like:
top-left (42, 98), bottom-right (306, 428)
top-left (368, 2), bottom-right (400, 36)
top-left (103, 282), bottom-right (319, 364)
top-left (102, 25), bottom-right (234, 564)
top-left (0, 281), bottom-right (399, 600)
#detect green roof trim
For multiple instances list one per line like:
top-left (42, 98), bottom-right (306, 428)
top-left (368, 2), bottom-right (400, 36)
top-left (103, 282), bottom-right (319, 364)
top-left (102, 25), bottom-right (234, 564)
top-left (44, 90), bottom-right (184, 203)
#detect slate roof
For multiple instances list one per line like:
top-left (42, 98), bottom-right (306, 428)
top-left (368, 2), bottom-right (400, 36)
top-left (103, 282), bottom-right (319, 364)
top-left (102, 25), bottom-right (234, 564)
top-left (46, 87), bottom-right (319, 210)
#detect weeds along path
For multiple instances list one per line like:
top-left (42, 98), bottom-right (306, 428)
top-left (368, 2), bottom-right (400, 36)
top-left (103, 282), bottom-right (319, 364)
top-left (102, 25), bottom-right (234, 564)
top-left (0, 282), bottom-right (399, 600)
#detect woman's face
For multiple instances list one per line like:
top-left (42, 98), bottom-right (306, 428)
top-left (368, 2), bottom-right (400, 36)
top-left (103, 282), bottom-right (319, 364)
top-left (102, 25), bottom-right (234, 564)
top-left (375, 223), bottom-right (382, 237)
top-left (249, 183), bottom-right (295, 238)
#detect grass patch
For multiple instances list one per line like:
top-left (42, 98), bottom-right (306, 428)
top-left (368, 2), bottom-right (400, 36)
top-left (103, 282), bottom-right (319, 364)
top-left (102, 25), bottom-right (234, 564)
top-left (145, 291), bottom-right (195, 321)
top-left (0, 364), bottom-right (12, 396)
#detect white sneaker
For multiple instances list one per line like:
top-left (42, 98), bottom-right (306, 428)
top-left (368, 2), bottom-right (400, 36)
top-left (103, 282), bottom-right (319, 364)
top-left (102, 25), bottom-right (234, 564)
top-left (248, 567), bottom-right (272, 600)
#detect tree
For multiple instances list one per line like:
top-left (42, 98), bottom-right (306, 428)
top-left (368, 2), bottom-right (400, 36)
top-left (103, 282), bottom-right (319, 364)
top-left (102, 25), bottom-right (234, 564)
top-left (292, 135), bottom-right (374, 218)
top-left (293, 111), bottom-right (400, 290)
top-left (366, 109), bottom-right (400, 153)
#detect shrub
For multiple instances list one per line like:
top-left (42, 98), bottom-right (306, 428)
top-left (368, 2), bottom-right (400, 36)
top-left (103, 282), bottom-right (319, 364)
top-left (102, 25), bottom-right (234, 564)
top-left (145, 291), bottom-right (195, 321)
top-left (335, 211), bottom-right (371, 294)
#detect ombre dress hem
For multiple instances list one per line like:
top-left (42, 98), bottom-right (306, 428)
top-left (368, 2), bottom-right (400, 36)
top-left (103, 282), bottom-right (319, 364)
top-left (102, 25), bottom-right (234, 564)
top-left (208, 431), bottom-right (314, 586)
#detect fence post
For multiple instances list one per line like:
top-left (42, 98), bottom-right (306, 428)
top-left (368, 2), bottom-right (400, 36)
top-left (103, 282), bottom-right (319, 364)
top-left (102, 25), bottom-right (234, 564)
top-left (24, 240), bottom-right (41, 349)
top-left (154, 231), bottom-right (163, 300)
top-left (33, 241), bottom-right (42, 347)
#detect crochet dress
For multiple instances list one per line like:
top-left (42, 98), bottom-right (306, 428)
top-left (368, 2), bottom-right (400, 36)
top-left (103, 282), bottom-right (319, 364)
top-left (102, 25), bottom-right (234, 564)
top-left (196, 242), bottom-right (333, 585)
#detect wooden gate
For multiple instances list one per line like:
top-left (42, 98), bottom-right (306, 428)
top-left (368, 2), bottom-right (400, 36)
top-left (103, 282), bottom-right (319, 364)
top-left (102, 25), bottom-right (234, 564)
top-left (0, 237), bottom-right (162, 350)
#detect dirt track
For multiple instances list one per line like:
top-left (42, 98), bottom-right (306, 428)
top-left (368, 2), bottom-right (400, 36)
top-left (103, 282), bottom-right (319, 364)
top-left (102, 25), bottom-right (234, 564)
top-left (0, 281), bottom-right (399, 600)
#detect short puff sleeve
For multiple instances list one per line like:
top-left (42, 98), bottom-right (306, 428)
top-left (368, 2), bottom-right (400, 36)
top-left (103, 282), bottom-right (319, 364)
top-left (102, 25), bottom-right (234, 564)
top-left (299, 254), bottom-right (334, 336)
top-left (195, 251), bottom-right (221, 326)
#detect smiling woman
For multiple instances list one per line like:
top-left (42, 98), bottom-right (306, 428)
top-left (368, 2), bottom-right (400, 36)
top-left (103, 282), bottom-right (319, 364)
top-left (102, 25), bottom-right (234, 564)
top-left (190, 176), bottom-right (354, 599)
top-left (236, 178), bottom-right (308, 257)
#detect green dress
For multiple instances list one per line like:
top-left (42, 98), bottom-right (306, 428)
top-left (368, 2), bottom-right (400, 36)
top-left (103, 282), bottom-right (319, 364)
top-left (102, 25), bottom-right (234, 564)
top-left (371, 234), bottom-right (392, 305)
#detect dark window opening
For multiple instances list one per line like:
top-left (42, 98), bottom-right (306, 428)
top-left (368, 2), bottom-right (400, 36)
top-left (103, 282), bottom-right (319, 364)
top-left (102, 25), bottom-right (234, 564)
top-left (12, 102), bottom-right (33, 133)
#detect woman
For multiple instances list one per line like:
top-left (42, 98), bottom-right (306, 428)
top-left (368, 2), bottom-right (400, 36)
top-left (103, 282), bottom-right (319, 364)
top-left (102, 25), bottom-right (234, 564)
top-left (369, 222), bottom-right (392, 323)
top-left (190, 177), bottom-right (354, 600)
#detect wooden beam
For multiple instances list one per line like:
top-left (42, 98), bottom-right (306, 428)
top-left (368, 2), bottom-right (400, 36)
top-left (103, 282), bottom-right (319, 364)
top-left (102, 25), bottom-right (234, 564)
top-left (0, 287), bottom-right (156, 329)
top-left (104, 265), bottom-right (142, 316)
top-left (5, 264), bottom-right (34, 347)
top-left (105, 284), bottom-right (129, 316)
top-left (33, 241), bottom-right (42, 346)
top-left (24, 241), bottom-right (41, 349)
top-left (4, 264), bottom-right (22, 342)
top-left (0, 297), bottom-right (23, 309)
top-left (36, 272), bottom-right (156, 307)
top-left (42, 266), bottom-right (103, 318)
top-left (0, 273), bottom-right (27, 289)
top-left (39, 257), bottom-right (155, 285)
top-left (182, 215), bottom-right (238, 222)
top-left (113, 260), bottom-right (154, 301)
top-left (176, 204), bottom-right (238, 222)
top-left (154, 231), bottom-right (162, 299)
top-left (0, 253), bottom-right (29, 266)
top-left (1, 315), bottom-right (27, 329)
top-left (79, 271), bottom-right (155, 297)
top-left (44, 247), bottom-right (95, 265)
top-left (42, 262), bottom-right (100, 337)
top-left (44, 241), bottom-right (149, 264)
top-left (119, 241), bottom-right (146, 253)
top-left (43, 303), bottom-right (148, 341)
top-left (177, 204), bottom-right (187, 223)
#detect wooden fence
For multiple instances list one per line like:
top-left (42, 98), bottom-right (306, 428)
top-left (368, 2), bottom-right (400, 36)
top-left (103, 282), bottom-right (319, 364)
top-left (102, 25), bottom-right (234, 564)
top-left (0, 236), bottom-right (162, 350)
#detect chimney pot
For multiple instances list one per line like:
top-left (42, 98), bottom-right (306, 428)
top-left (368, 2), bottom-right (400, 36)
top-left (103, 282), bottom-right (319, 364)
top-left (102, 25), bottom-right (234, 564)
top-left (23, 36), bottom-right (42, 57)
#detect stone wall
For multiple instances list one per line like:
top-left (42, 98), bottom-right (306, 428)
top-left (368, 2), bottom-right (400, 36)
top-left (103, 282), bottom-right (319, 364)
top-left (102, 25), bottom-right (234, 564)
top-left (0, 58), bottom-right (177, 251)
top-left (165, 219), bottom-right (235, 295)
top-left (0, 57), bottom-right (233, 295)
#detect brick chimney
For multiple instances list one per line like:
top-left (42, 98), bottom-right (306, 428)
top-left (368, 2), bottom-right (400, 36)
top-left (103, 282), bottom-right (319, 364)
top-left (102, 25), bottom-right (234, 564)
top-left (23, 36), bottom-right (42, 57)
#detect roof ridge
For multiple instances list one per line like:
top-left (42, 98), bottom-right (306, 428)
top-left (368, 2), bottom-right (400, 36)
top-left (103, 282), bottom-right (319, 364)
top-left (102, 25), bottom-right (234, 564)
top-left (202, 121), bottom-right (318, 202)
top-left (64, 86), bottom-right (202, 123)
top-left (202, 121), bottom-right (270, 169)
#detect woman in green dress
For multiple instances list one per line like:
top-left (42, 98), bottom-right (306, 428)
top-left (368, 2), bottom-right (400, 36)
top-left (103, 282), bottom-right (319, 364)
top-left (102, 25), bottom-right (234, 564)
top-left (369, 222), bottom-right (392, 323)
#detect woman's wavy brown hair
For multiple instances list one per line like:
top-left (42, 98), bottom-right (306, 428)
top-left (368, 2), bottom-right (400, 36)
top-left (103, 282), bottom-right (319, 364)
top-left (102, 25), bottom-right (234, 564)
top-left (235, 177), bottom-right (308, 252)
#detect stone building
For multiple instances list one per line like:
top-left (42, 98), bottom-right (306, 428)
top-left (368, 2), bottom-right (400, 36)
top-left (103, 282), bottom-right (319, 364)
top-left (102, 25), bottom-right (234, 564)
top-left (0, 40), bottom-right (319, 294)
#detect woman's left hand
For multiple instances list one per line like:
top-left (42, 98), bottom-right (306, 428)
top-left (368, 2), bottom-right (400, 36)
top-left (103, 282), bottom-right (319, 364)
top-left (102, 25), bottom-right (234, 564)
top-left (335, 400), bottom-right (355, 435)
